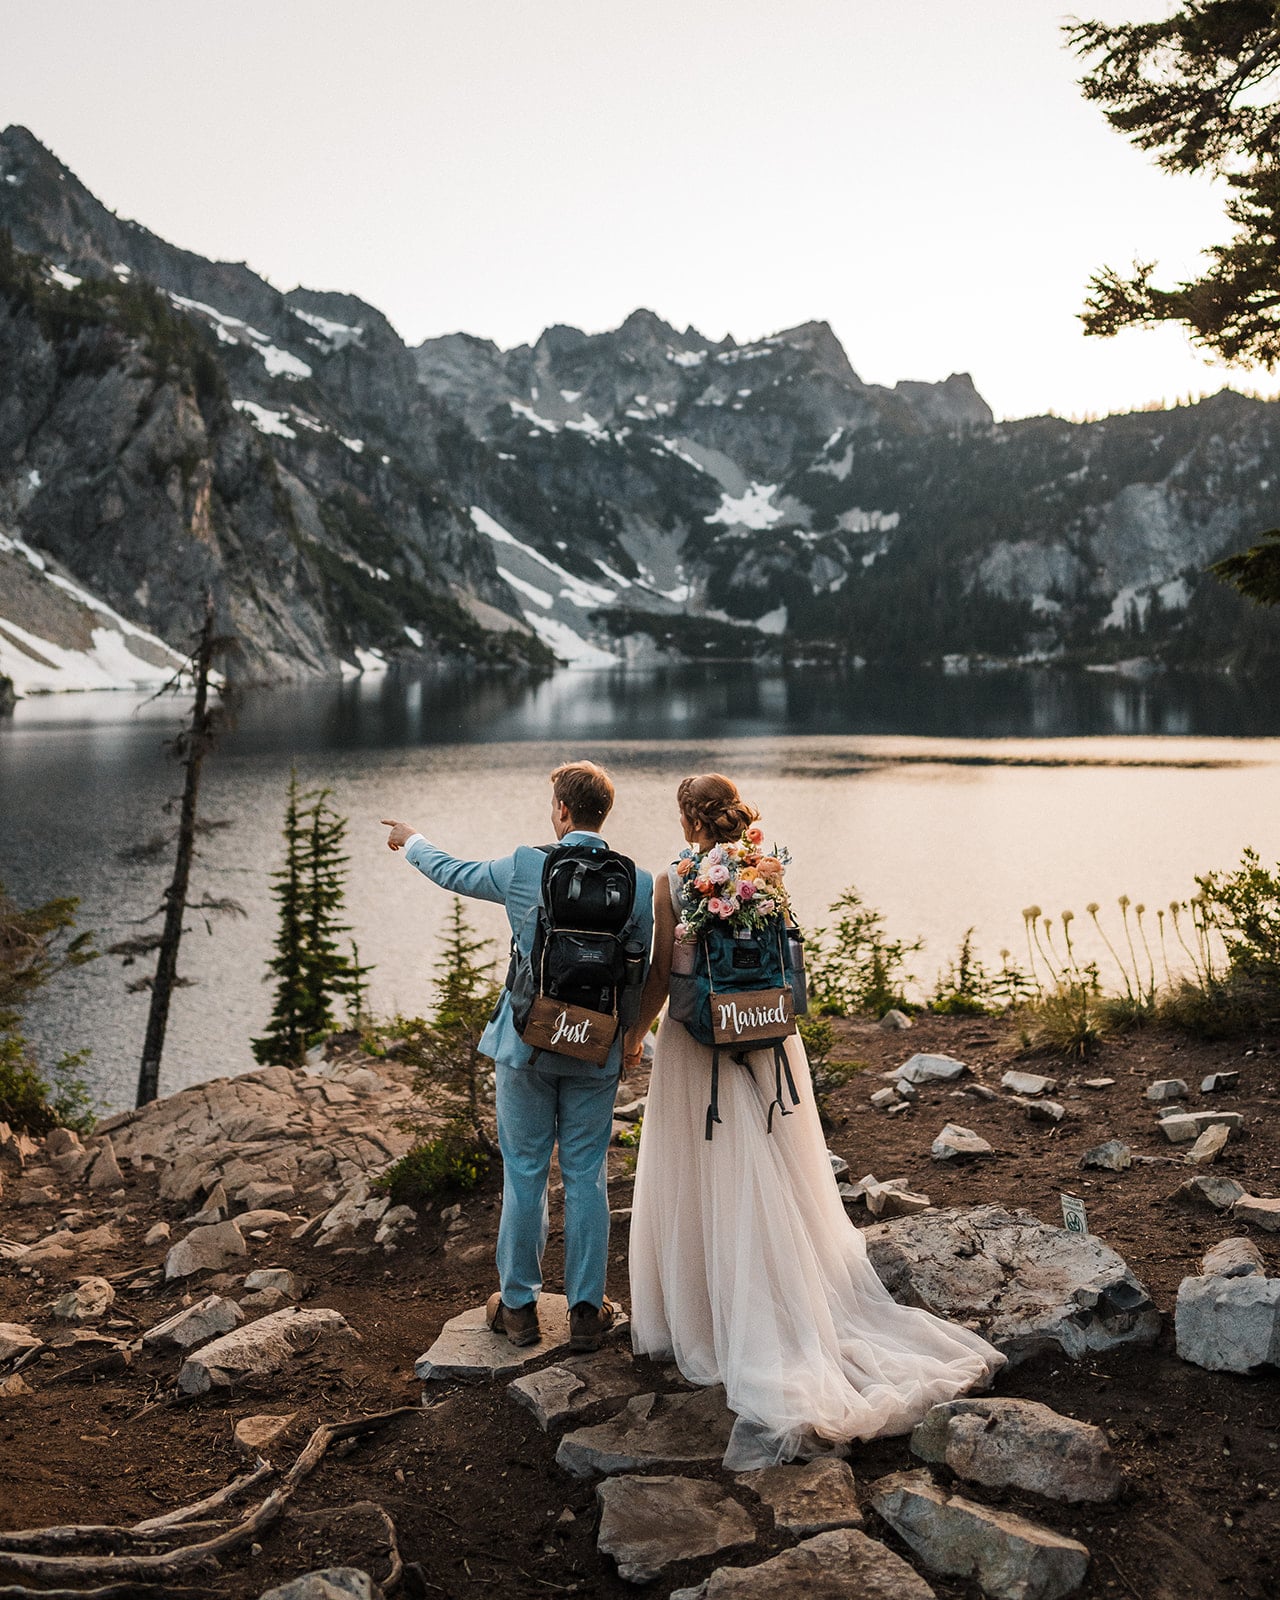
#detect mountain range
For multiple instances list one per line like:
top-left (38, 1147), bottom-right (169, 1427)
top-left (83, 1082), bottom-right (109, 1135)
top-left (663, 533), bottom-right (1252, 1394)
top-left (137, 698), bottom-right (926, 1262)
top-left (1, 122), bottom-right (1278, 693)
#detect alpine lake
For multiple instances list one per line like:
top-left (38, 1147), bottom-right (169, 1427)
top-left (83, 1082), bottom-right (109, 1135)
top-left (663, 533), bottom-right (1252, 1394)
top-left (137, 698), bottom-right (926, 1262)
top-left (3, 659), bottom-right (1280, 1114)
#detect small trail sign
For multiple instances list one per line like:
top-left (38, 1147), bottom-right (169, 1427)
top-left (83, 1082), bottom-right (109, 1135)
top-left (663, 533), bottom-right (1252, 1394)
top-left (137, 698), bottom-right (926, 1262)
top-left (1061, 1194), bottom-right (1089, 1236)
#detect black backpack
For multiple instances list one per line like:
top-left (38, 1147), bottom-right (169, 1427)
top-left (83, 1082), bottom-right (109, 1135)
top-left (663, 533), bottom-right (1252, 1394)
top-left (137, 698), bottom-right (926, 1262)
top-left (508, 841), bottom-right (646, 1065)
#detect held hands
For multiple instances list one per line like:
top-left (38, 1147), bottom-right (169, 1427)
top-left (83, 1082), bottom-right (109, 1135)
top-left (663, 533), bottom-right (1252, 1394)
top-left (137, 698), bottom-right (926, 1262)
top-left (381, 819), bottom-right (417, 852)
top-left (622, 1031), bottom-right (646, 1071)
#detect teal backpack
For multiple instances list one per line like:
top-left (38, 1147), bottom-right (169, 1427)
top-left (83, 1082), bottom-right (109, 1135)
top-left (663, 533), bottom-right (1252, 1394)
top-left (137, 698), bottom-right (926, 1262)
top-left (667, 866), bottom-right (808, 1140)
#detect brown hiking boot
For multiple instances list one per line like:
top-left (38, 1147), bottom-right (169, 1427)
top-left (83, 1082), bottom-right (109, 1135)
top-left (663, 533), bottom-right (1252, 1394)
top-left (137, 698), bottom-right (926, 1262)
top-left (485, 1291), bottom-right (541, 1348)
top-left (569, 1297), bottom-right (618, 1353)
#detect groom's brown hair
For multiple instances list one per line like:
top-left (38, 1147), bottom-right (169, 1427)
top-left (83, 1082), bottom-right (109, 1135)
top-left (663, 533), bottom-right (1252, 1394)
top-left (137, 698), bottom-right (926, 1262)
top-left (550, 761), bottom-right (614, 830)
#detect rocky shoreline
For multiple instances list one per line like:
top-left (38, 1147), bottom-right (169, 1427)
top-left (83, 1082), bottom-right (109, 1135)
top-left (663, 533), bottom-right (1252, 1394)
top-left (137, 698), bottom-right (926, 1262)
top-left (2, 1014), bottom-right (1278, 1599)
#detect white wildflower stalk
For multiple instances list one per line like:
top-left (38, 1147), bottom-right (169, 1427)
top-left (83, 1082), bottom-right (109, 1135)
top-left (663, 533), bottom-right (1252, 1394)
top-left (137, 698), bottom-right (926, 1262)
top-left (1134, 903), bottom-right (1157, 1001)
top-left (1157, 907), bottom-right (1174, 989)
top-left (1088, 902), bottom-right (1133, 1000)
top-left (1118, 895), bottom-right (1143, 998)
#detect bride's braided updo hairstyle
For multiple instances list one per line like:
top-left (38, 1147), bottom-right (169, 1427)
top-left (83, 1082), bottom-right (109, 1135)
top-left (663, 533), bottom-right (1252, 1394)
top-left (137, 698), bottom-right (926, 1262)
top-left (677, 774), bottom-right (760, 844)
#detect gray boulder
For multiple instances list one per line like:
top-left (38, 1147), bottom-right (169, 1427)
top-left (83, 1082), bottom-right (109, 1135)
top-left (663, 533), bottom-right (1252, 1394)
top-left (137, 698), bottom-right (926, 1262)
top-left (142, 1294), bottom-right (244, 1351)
top-left (1002, 1071), bottom-right (1056, 1097)
top-left (1201, 1237), bottom-right (1265, 1278)
top-left (86, 1137), bottom-right (124, 1190)
top-left (1173, 1175), bottom-right (1245, 1212)
top-left (870, 1470), bottom-right (1089, 1600)
top-left (863, 1204), bottom-right (1159, 1362)
top-left (910, 1397), bottom-right (1121, 1503)
top-left (256, 1571), bottom-right (381, 1600)
top-left (1200, 1071), bottom-right (1239, 1093)
top-left (596, 1475), bottom-right (754, 1583)
top-left (1235, 1196), bottom-right (1280, 1232)
top-left (165, 1220), bottom-right (247, 1279)
top-left (1175, 1275), bottom-right (1280, 1372)
top-left (51, 1277), bottom-right (114, 1322)
top-left (1080, 1140), bottom-right (1130, 1172)
top-left (1160, 1111), bottom-right (1243, 1144)
top-left (931, 1124), bottom-right (993, 1161)
top-left (1187, 1124), bottom-right (1230, 1165)
top-left (178, 1306), bottom-right (357, 1394)
top-left (894, 1054), bottom-right (967, 1085)
top-left (669, 1528), bottom-right (938, 1600)
top-left (0, 1323), bottom-right (40, 1363)
top-left (1144, 1079), bottom-right (1188, 1103)
top-left (557, 1387), bottom-right (735, 1477)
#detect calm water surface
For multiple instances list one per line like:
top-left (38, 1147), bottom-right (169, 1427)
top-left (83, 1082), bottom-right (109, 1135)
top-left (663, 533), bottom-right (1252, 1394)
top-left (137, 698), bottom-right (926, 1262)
top-left (3, 663), bottom-right (1279, 1113)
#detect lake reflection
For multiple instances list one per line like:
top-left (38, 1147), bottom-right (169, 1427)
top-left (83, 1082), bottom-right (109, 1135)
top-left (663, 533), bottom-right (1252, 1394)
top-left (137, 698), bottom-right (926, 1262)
top-left (2, 662), bottom-right (1279, 1112)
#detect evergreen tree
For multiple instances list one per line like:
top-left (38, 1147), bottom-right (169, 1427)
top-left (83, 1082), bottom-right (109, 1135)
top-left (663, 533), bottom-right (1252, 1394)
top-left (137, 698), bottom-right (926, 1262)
top-left (1211, 527), bottom-right (1280, 605)
top-left (253, 775), bottom-right (368, 1066)
top-left (403, 897), bottom-right (500, 1151)
top-left (0, 882), bottom-right (97, 1131)
top-left (1069, 5), bottom-right (1280, 364)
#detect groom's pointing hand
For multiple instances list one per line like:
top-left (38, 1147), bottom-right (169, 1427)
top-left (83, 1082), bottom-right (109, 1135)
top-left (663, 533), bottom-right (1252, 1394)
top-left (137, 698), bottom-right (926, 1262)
top-left (381, 819), bottom-right (417, 852)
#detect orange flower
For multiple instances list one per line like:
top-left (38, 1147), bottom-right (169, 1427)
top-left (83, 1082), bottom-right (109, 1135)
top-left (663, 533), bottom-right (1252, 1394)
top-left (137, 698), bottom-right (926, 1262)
top-left (676, 857), bottom-right (695, 877)
top-left (757, 856), bottom-right (783, 879)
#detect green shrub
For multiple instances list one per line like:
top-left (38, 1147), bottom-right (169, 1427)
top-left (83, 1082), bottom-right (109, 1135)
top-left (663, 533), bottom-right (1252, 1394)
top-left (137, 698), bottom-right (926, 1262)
top-left (376, 1119), bottom-right (490, 1204)
top-left (1025, 977), bottom-right (1105, 1060)
top-left (806, 887), bottom-right (922, 1017)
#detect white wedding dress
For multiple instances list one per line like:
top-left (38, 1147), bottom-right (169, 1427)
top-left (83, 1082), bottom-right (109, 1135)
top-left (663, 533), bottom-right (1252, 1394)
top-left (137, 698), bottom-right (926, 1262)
top-left (629, 1010), bottom-right (1006, 1470)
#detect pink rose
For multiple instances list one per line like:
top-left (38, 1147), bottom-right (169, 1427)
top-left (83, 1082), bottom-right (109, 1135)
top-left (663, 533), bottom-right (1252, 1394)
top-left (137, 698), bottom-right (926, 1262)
top-left (707, 897), bottom-right (726, 916)
top-left (708, 862), bottom-right (730, 885)
top-left (738, 879), bottom-right (756, 899)
top-left (718, 899), bottom-right (736, 918)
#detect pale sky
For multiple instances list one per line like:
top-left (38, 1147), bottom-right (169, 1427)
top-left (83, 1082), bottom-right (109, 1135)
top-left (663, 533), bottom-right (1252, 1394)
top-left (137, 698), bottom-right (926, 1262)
top-left (1, 0), bottom-right (1267, 420)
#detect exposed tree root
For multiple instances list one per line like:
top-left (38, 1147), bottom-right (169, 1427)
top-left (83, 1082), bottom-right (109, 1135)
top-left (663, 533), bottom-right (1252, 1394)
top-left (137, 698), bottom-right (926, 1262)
top-left (0, 1407), bottom-right (417, 1583)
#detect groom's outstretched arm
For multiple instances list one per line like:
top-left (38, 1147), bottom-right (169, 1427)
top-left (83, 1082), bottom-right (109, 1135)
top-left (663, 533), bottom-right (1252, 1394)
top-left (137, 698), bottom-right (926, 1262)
top-left (381, 819), bottom-right (515, 903)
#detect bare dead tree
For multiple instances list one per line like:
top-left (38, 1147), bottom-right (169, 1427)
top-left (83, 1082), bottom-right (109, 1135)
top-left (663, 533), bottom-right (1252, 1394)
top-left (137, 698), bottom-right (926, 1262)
top-left (133, 601), bottom-right (239, 1107)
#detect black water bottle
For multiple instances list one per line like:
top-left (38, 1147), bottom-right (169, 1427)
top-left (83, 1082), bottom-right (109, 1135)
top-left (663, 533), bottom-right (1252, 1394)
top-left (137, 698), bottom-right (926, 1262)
top-left (620, 939), bottom-right (647, 1027)
top-left (786, 926), bottom-right (808, 1015)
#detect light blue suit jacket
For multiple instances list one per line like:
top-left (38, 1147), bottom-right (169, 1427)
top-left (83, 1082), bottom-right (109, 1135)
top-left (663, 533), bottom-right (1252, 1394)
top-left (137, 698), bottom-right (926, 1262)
top-left (402, 829), bottom-right (654, 1077)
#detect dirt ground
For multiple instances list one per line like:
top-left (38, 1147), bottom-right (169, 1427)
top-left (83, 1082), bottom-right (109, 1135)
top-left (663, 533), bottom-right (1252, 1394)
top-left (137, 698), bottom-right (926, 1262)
top-left (2, 1013), bottom-right (1279, 1600)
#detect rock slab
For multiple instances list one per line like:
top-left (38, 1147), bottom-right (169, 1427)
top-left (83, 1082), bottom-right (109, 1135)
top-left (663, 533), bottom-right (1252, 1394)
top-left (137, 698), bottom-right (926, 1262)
top-left (596, 1474), bottom-right (754, 1583)
top-left (557, 1387), bottom-right (735, 1477)
top-left (670, 1527), bottom-right (937, 1600)
top-left (416, 1295), bottom-right (572, 1381)
top-left (1175, 1275), bottom-right (1280, 1372)
top-left (931, 1124), bottom-right (993, 1161)
top-left (256, 1571), bottom-right (381, 1600)
top-left (508, 1348), bottom-right (651, 1429)
top-left (736, 1458), bottom-right (863, 1534)
top-left (894, 1054), bottom-right (968, 1085)
top-left (1235, 1196), bottom-right (1280, 1232)
top-left (178, 1306), bottom-right (357, 1394)
top-left (51, 1277), bottom-right (114, 1322)
top-left (142, 1294), bottom-right (244, 1351)
top-left (0, 1323), bottom-right (41, 1363)
top-left (165, 1220), bottom-right (247, 1280)
top-left (910, 1397), bottom-right (1121, 1503)
top-left (1201, 1237), bottom-right (1265, 1278)
top-left (1160, 1111), bottom-right (1243, 1144)
top-left (870, 1470), bottom-right (1089, 1600)
top-left (863, 1204), bottom-right (1159, 1362)
top-left (1080, 1140), bottom-right (1130, 1172)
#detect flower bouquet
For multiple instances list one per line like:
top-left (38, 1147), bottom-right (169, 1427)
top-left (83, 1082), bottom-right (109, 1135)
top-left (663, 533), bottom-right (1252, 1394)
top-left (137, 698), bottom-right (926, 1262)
top-left (673, 826), bottom-right (793, 945)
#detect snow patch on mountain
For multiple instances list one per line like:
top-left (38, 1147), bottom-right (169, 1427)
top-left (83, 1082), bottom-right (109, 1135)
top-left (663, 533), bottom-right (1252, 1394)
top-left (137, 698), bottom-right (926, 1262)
top-left (705, 483), bottom-right (783, 530)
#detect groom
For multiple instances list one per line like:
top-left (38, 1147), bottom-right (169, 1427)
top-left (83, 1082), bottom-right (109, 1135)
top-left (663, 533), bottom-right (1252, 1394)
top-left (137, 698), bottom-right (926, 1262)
top-left (382, 761), bottom-right (652, 1352)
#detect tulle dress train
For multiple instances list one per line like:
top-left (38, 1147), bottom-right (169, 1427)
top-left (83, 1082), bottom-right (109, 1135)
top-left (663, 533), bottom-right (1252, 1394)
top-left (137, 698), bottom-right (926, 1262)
top-left (628, 1013), bottom-right (1006, 1470)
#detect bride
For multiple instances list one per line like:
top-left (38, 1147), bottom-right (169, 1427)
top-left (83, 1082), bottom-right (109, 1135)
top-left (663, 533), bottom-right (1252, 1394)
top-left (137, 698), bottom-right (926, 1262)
top-left (624, 772), bottom-right (1005, 1470)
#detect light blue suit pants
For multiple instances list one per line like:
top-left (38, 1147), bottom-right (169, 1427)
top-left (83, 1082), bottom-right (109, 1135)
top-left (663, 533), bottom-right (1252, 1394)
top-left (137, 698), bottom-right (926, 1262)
top-left (495, 1058), bottom-right (619, 1310)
